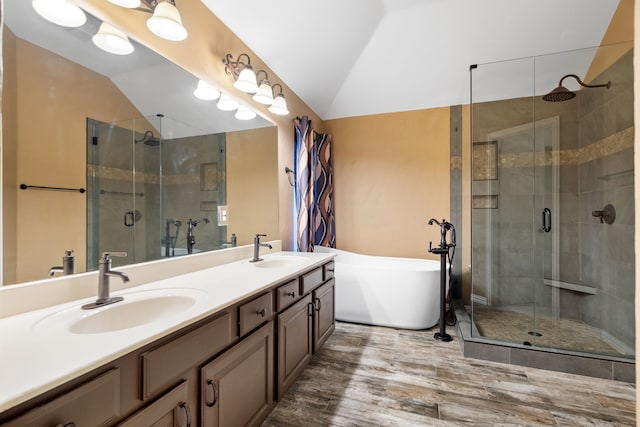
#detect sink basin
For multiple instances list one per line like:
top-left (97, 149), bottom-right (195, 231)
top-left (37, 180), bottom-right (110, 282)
top-left (249, 256), bottom-right (306, 269)
top-left (33, 288), bottom-right (207, 334)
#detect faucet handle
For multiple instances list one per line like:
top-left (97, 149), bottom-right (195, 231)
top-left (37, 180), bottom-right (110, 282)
top-left (102, 251), bottom-right (128, 260)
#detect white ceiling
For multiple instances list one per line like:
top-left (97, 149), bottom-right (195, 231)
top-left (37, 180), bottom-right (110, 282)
top-left (202, 0), bottom-right (622, 120)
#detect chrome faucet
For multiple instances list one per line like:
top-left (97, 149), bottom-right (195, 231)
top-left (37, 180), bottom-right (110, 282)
top-left (82, 252), bottom-right (129, 309)
top-left (186, 218), bottom-right (210, 254)
top-left (250, 234), bottom-right (272, 263)
top-left (222, 233), bottom-right (237, 248)
top-left (48, 249), bottom-right (75, 276)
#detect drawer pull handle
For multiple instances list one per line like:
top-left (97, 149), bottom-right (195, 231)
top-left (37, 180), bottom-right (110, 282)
top-left (327, 268), bottom-right (335, 272)
top-left (257, 308), bottom-right (266, 317)
top-left (315, 297), bottom-right (322, 311)
top-left (206, 379), bottom-right (218, 407)
top-left (308, 302), bottom-right (314, 316)
top-left (179, 401), bottom-right (192, 427)
top-left (286, 291), bottom-right (296, 298)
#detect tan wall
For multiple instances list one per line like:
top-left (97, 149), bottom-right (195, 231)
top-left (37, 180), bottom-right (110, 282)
top-left (324, 107), bottom-right (450, 260)
top-left (4, 34), bottom-right (148, 284)
top-left (2, 28), bottom-right (18, 284)
top-left (634, 0), bottom-right (639, 415)
top-left (226, 126), bottom-right (279, 246)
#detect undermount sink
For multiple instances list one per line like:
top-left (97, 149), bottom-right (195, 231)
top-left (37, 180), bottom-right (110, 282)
top-left (33, 288), bottom-right (207, 335)
top-left (249, 256), bottom-right (306, 269)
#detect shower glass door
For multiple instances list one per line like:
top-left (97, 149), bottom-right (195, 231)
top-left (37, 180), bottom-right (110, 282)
top-left (470, 42), bottom-right (635, 358)
top-left (87, 116), bottom-right (162, 269)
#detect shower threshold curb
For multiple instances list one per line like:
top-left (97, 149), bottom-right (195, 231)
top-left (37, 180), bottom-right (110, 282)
top-left (453, 302), bottom-right (635, 383)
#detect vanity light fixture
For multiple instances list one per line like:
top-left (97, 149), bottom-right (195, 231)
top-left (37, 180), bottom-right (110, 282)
top-left (268, 84), bottom-right (289, 116)
top-left (92, 22), bottom-right (135, 55)
top-left (217, 93), bottom-right (240, 111)
top-left (235, 105), bottom-right (257, 121)
top-left (252, 71), bottom-right (274, 105)
top-left (194, 80), bottom-right (221, 100)
top-left (223, 54), bottom-right (259, 94)
top-left (32, 0), bottom-right (87, 28)
top-left (107, 0), bottom-right (188, 42)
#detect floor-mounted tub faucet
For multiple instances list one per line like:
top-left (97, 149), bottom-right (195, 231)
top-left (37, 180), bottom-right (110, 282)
top-left (186, 218), bottom-right (210, 254)
top-left (250, 234), bottom-right (272, 262)
top-left (82, 252), bottom-right (129, 309)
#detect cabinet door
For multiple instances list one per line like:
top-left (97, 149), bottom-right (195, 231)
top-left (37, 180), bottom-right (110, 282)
top-left (313, 278), bottom-right (335, 352)
top-left (276, 294), bottom-right (313, 400)
top-left (201, 321), bottom-right (273, 427)
top-left (119, 380), bottom-right (192, 427)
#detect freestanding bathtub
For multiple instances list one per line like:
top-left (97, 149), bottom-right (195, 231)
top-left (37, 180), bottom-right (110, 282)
top-left (314, 246), bottom-right (447, 330)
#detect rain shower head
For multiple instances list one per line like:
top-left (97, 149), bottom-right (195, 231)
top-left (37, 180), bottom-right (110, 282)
top-left (542, 74), bottom-right (611, 102)
top-left (135, 130), bottom-right (161, 146)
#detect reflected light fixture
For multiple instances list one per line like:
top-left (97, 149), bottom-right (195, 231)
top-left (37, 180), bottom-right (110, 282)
top-left (194, 80), bottom-right (221, 100)
top-left (108, 0), bottom-right (187, 42)
top-left (223, 54), bottom-right (259, 94)
top-left (217, 93), bottom-right (239, 111)
top-left (92, 22), bottom-right (135, 55)
top-left (253, 70), bottom-right (274, 105)
top-left (32, 0), bottom-right (87, 27)
top-left (268, 84), bottom-right (289, 115)
top-left (107, 0), bottom-right (141, 7)
top-left (235, 105), bottom-right (257, 121)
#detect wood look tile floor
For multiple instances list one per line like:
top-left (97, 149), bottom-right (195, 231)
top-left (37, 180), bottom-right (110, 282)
top-left (262, 321), bottom-right (635, 426)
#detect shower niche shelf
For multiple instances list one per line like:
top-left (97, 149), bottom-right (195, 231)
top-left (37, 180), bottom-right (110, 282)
top-left (543, 279), bottom-right (596, 295)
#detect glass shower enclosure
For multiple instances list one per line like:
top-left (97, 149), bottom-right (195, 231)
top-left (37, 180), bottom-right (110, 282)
top-left (470, 42), bottom-right (634, 359)
top-left (86, 114), bottom-right (228, 270)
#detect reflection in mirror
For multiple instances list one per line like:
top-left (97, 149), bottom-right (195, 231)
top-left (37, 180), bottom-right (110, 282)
top-left (2, 0), bottom-right (279, 284)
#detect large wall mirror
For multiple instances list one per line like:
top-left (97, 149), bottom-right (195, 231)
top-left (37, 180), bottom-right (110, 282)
top-left (2, 0), bottom-right (279, 284)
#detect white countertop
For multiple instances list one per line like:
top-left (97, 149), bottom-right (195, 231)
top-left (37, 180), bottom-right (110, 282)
top-left (0, 250), bottom-right (334, 413)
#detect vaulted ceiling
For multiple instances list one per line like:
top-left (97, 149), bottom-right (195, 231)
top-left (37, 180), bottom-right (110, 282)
top-left (202, 0), bottom-right (622, 120)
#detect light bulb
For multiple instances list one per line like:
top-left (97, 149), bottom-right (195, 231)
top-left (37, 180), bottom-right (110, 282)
top-left (92, 22), bottom-right (134, 55)
top-left (147, 1), bottom-right (188, 41)
top-left (235, 106), bottom-right (256, 120)
top-left (194, 80), bottom-right (221, 100)
top-left (217, 93), bottom-right (239, 111)
top-left (32, 0), bottom-right (86, 28)
top-left (253, 82), bottom-right (274, 105)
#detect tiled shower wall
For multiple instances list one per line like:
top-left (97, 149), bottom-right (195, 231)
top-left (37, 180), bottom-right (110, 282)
top-left (470, 49), bottom-right (634, 351)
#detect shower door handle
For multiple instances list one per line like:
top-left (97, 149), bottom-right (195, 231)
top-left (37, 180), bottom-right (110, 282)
top-left (541, 208), bottom-right (551, 233)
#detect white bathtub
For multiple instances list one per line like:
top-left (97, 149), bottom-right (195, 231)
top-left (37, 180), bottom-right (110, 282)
top-left (314, 247), bottom-right (447, 330)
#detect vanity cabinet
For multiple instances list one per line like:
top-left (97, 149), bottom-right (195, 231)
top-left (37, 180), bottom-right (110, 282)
top-left (276, 261), bottom-right (335, 400)
top-left (0, 258), bottom-right (335, 427)
top-left (201, 321), bottom-right (274, 427)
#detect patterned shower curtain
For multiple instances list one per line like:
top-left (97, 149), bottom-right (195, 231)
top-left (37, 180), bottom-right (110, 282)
top-left (293, 116), bottom-right (335, 252)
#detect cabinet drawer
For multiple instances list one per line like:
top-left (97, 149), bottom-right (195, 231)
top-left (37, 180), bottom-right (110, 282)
top-left (276, 279), bottom-right (301, 312)
top-left (119, 380), bottom-right (191, 427)
top-left (141, 312), bottom-right (232, 400)
top-left (323, 261), bottom-right (335, 281)
top-left (239, 292), bottom-right (273, 337)
top-left (300, 267), bottom-right (323, 295)
top-left (3, 368), bottom-right (120, 427)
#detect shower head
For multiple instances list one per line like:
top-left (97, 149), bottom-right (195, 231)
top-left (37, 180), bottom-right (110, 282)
top-left (135, 130), bottom-right (161, 146)
top-left (542, 74), bottom-right (611, 102)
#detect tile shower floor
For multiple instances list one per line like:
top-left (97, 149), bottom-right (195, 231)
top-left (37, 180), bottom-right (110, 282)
top-left (471, 306), bottom-right (629, 356)
top-left (262, 321), bottom-right (635, 426)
